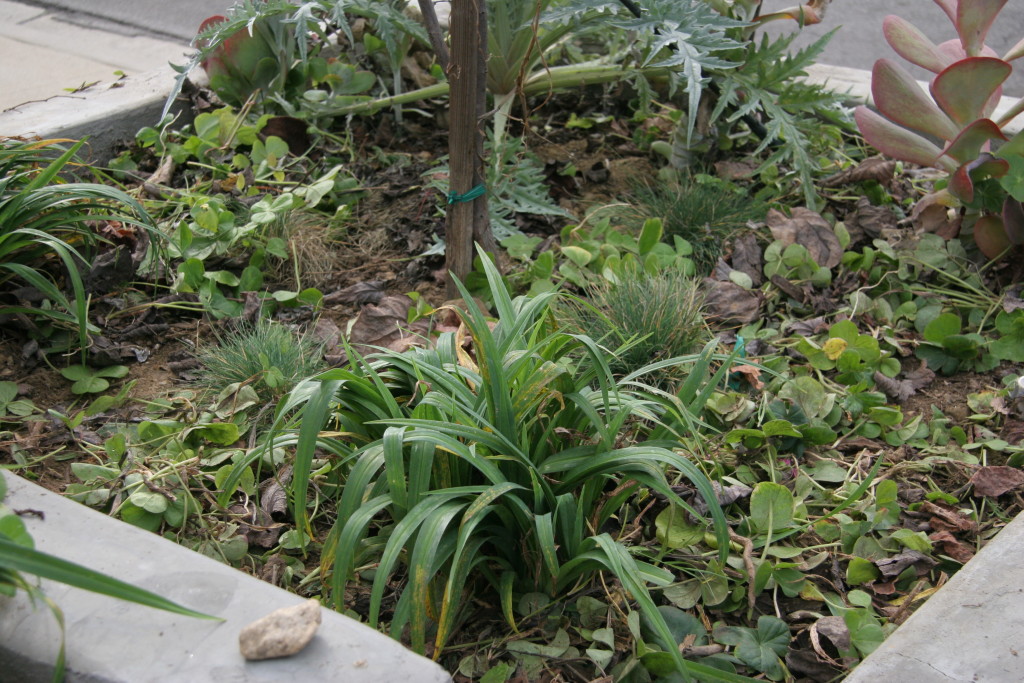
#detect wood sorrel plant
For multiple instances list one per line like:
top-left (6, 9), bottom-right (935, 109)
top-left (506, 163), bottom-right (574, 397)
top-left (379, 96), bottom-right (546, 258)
top-left (855, 0), bottom-right (1024, 258)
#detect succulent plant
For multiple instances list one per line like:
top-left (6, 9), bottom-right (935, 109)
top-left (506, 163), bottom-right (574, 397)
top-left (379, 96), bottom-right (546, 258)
top-left (197, 14), bottom-right (286, 107)
top-left (854, 0), bottom-right (1024, 258)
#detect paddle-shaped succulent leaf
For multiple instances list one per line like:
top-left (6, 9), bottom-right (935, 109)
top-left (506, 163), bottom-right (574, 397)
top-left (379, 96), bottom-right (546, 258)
top-left (856, 0), bottom-right (1024, 258)
top-left (197, 15), bottom-right (281, 106)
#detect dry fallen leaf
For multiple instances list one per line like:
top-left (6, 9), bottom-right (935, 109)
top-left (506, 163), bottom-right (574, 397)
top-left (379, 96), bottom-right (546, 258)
top-left (873, 360), bottom-right (936, 402)
top-left (929, 530), bottom-right (975, 563)
top-left (704, 279), bottom-right (762, 325)
top-left (970, 466), bottom-right (1024, 498)
top-left (323, 280), bottom-right (386, 306)
top-left (729, 233), bottom-right (764, 286)
top-left (920, 500), bottom-right (978, 534)
top-left (845, 197), bottom-right (898, 239)
top-left (874, 549), bottom-right (936, 579)
top-left (765, 207), bottom-right (843, 269)
top-left (911, 190), bottom-right (960, 237)
top-left (820, 156), bottom-right (896, 187)
top-left (730, 364), bottom-right (764, 390)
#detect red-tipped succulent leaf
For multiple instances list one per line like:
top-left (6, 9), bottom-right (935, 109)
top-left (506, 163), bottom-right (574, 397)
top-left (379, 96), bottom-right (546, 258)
top-left (883, 15), bottom-right (953, 73)
top-left (854, 106), bottom-right (957, 170)
top-left (932, 0), bottom-right (957, 25)
top-left (930, 57), bottom-right (1011, 124)
top-left (940, 119), bottom-right (1008, 165)
top-left (871, 59), bottom-right (960, 141)
top-left (948, 152), bottom-right (1009, 203)
top-left (956, 0), bottom-right (1008, 57)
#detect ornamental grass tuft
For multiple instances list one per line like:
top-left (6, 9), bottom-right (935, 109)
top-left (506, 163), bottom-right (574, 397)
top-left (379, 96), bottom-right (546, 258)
top-left (558, 268), bottom-right (710, 383)
top-left (193, 317), bottom-right (325, 403)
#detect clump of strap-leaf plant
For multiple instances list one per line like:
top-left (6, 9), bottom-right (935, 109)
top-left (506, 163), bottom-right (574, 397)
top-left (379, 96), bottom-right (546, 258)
top-left (239, 250), bottom-right (742, 680)
top-left (0, 138), bottom-right (158, 359)
top-left (558, 267), bottom-right (710, 382)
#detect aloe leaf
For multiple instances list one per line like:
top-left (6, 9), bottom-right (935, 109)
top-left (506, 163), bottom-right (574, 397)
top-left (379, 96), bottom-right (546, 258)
top-left (0, 537), bottom-right (218, 620)
top-left (930, 57), bottom-right (1011, 125)
top-left (882, 15), bottom-right (952, 73)
top-left (854, 106), bottom-right (955, 170)
top-left (871, 59), bottom-right (959, 141)
top-left (956, 0), bottom-right (1007, 57)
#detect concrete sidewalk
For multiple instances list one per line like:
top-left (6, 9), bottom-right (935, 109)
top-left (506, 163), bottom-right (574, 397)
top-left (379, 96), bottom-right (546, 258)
top-left (0, 0), bottom-right (205, 114)
top-left (0, 1), bottom-right (188, 113)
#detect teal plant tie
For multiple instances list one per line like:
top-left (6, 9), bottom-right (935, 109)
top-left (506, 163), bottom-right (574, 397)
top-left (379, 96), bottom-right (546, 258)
top-left (727, 334), bottom-right (747, 390)
top-left (447, 184), bottom-right (486, 205)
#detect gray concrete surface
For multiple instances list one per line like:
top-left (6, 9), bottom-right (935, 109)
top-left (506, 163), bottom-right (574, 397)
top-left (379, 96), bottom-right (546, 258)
top-left (845, 509), bottom-right (1024, 682)
top-left (0, 472), bottom-right (453, 683)
top-left (0, 0), bottom-right (196, 113)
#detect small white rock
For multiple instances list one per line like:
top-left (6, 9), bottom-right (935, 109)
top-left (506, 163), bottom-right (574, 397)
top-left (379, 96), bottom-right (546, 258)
top-left (239, 598), bottom-right (322, 660)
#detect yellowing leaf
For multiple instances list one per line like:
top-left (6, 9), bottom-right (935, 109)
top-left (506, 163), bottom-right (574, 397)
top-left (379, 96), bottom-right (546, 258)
top-left (823, 337), bottom-right (848, 360)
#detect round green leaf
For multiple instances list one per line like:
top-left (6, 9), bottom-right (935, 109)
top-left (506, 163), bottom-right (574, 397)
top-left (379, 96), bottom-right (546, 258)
top-left (72, 377), bottom-right (110, 394)
top-left (129, 489), bottom-right (169, 514)
top-left (655, 507), bottom-right (704, 549)
top-left (750, 482), bottom-right (795, 532)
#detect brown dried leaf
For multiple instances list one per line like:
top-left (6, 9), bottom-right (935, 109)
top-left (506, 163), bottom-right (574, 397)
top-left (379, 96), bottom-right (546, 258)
top-left (714, 159), bottom-right (758, 180)
top-left (730, 233), bottom-right (764, 286)
top-left (919, 500), bottom-right (978, 534)
top-left (731, 364), bottom-right (764, 390)
top-left (703, 279), bottom-right (762, 325)
top-left (310, 318), bottom-right (342, 352)
top-left (786, 316), bottom-right (829, 336)
top-left (911, 191), bottom-right (961, 237)
top-left (770, 274), bottom-right (810, 303)
top-left (347, 295), bottom-right (416, 349)
top-left (765, 207), bottom-right (843, 268)
top-left (809, 615), bottom-right (851, 661)
top-left (228, 501), bottom-right (281, 549)
top-left (323, 280), bottom-right (386, 306)
top-left (260, 466), bottom-right (292, 521)
top-left (1003, 286), bottom-right (1024, 313)
top-left (846, 197), bottom-right (898, 239)
top-left (821, 156), bottom-right (896, 187)
top-left (874, 549), bottom-right (936, 579)
top-left (970, 466), bottom-right (1024, 497)
top-left (692, 482), bottom-right (752, 516)
top-left (873, 361), bottom-right (935, 402)
top-left (929, 530), bottom-right (975, 563)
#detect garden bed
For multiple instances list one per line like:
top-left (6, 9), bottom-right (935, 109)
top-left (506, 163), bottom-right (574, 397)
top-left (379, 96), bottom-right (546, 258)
top-left (3, 2), bottom-right (1024, 682)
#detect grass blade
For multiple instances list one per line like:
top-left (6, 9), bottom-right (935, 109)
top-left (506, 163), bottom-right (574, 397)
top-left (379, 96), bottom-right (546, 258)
top-left (0, 537), bottom-right (219, 620)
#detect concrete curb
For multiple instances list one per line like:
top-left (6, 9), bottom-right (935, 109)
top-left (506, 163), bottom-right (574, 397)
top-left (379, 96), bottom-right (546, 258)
top-left (0, 472), bottom-right (452, 683)
top-left (0, 65), bottom-right (195, 165)
top-left (845, 510), bottom-right (1024, 682)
